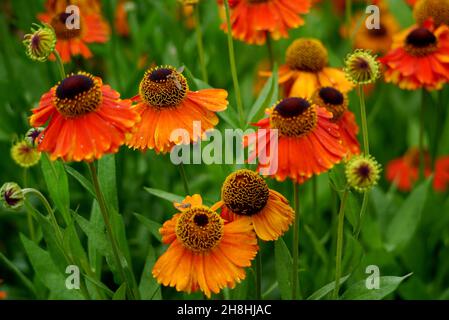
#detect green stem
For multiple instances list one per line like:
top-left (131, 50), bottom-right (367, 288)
top-left (224, 0), bottom-right (245, 127)
top-left (354, 192), bottom-right (369, 239)
top-left (194, 3), bottom-right (208, 83)
top-left (357, 85), bottom-right (369, 155)
top-left (53, 50), bottom-right (66, 79)
top-left (178, 163), bottom-right (191, 195)
top-left (419, 89), bottom-right (426, 180)
top-left (312, 176), bottom-right (318, 218)
top-left (333, 187), bottom-right (349, 299)
top-left (266, 33), bottom-right (274, 70)
top-left (345, 0), bottom-right (352, 45)
top-left (26, 209), bottom-right (36, 242)
top-left (87, 162), bottom-right (134, 299)
top-left (255, 242), bottom-right (262, 300)
top-left (292, 182), bottom-right (300, 300)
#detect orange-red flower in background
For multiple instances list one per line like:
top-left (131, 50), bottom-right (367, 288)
top-left (266, 38), bottom-right (353, 98)
top-left (221, 0), bottom-right (311, 45)
top-left (379, 20), bottom-right (449, 90)
top-left (434, 156), bottom-right (449, 192)
top-left (38, 2), bottom-right (109, 63)
top-left (127, 65), bottom-right (228, 154)
top-left (386, 148), bottom-right (431, 191)
top-left (152, 194), bottom-right (258, 298)
top-left (312, 87), bottom-right (360, 156)
top-left (246, 97), bottom-right (347, 184)
top-left (115, 0), bottom-right (130, 37)
top-left (30, 72), bottom-right (139, 162)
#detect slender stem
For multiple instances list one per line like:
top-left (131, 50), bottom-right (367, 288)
top-left (255, 241), bottom-right (262, 300)
top-left (194, 3), bottom-right (208, 83)
top-left (53, 50), bottom-right (66, 79)
top-left (312, 176), bottom-right (318, 218)
top-left (419, 89), bottom-right (426, 180)
top-left (292, 182), bottom-right (300, 299)
top-left (178, 163), bottom-right (191, 195)
top-left (224, 0), bottom-right (245, 127)
top-left (333, 187), bottom-right (349, 299)
top-left (87, 162), bottom-right (133, 299)
top-left (266, 33), bottom-right (274, 70)
top-left (357, 85), bottom-right (369, 155)
top-left (345, 0), bottom-right (352, 45)
top-left (26, 209), bottom-right (36, 242)
top-left (354, 192), bottom-right (369, 239)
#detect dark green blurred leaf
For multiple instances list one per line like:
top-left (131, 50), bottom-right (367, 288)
top-left (144, 187), bottom-right (184, 203)
top-left (307, 275), bottom-right (350, 300)
top-left (134, 213), bottom-right (162, 242)
top-left (274, 237), bottom-right (293, 300)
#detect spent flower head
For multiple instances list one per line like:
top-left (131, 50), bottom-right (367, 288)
top-left (344, 49), bottom-right (380, 85)
top-left (346, 154), bottom-right (382, 192)
top-left (23, 23), bottom-right (56, 62)
top-left (11, 140), bottom-right (41, 168)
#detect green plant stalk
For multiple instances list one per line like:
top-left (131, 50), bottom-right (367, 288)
top-left (419, 89), bottom-right (426, 180)
top-left (178, 163), bottom-right (191, 195)
top-left (266, 32), bottom-right (274, 69)
top-left (53, 50), bottom-right (66, 79)
top-left (88, 162), bottom-right (135, 299)
top-left (292, 182), bottom-right (300, 299)
top-left (354, 192), bottom-right (369, 239)
top-left (194, 3), bottom-right (208, 83)
top-left (224, 0), bottom-right (245, 127)
top-left (255, 240), bottom-right (262, 300)
top-left (312, 176), bottom-right (318, 218)
top-left (357, 85), bottom-right (370, 155)
top-left (345, 0), bottom-right (352, 45)
top-left (22, 188), bottom-right (91, 299)
top-left (333, 187), bottom-right (349, 299)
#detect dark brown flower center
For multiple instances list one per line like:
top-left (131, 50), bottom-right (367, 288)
top-left (357, 164), bottom-right (371, 181)
top-left (193, 213), bottom-right (209, 227)
top-left (56, 75), bottom-right (94, 99)
top-left (51, 12), bottom-right (81, 40)
top-left (318, 87), bottom-right (344, 105)
top-left (368, 23), bottom-right (387, 37)
top-left (270, 98), bottom-right (318, 136)
top-left (149, 68), bottom-right (173, 81)
top-left (406, 28), bottom-right (437, 48)
top-left (275, 98), bottom-right (310, 118)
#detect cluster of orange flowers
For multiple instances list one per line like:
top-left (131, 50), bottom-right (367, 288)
top-left (13, 0), bottom-right (449, 298)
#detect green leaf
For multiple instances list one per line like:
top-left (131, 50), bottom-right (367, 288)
top-left (98, 155), bottom-right (119, 212)
top-left (341, 273), bottom-right (412, 300)
top-left (40, 154), bottom-right (71, 224)
top-left (307, 275), bottom-right (350, 300)
top-left (0, 251), bottom-right (37, 297)
top-left (304, 225), bottom-right (328, 265)
top-left (246, 64), bottom-right (278, 124)
top-left (144, 187), bottom-right (184, 203)
top-left (139, 244), bottom-right (161, 300)
top-left (274, 237), bottom-right (293, 300)
top-left (134, 213), bottom-right (162, 242)
top-left (384, 179), bottom-right (431, 252)
top-left (64, 165), bottom-right (95, 198)
top-left (113, 283), bottom-right (128, 300)
top-left (20, 234), bottom-right (84, 300)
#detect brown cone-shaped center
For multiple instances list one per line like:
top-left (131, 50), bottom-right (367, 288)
top-left (51, 12), bottom-right (81, 39)
top-left (222, 169), bottom-right (269, 216)
top-left (270, 98), bottom-right (318, 136)
top-left (318, 87), bottom-right (344, 105)
top-left (406, 27), bottom-right (437, 47)
top-left (54, 73), bottom-right (102, 118)
top-left (368, 23), bottom-right (387, 37)
top-left (175, 207), bottom-right (224, 252)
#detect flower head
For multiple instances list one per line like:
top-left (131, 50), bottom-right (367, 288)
top-left (152, 194), bottom-right (258, 298)
top-left (344, 50), bottom-right (380, 85)
top-left (25, 127), bottom-right (45, 147)
top-left (11, 140), bottom-right (41, 168)
top-left (218, 169), bottom-right (295, 241)
top-left (414, 0), bottom-right (449, 27)
top-left (30, 71), bottom-right (139, 162)
top-left (267, 38), bottom-right (353, 98)
top-left (221, 0), bottom-right (311, 45)
top-left (127, 65), bottom-right (228, 153)
top-left (379, 21), bottom-right (449, 90)
top-left (1, 182), bottom-right (24, 210)
top-left (346, 154), bottom-right (382, 192)
top-left (23, 23), bottom-right (56, 62)
top-left (246, 97), bottom-right (348, 183)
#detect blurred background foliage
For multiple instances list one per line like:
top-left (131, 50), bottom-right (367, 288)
top-left (0, 0), bottom-right (448, 300)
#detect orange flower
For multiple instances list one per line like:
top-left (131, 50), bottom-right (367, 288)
top-left (152, 194), bottom-right (258, 298)
top-left (127, 65), bottom-right (228, 154)
top-left (30, 72), bottom-right (139, 162)
top-left (386, 148), bottom-right (431, 191)
top-left (379, 20), bottom-right (449, 90)
top-left (408, 0), bottom-right (418, 5)
top-left (115, 0), bottom-right (130, 37)
top-left (38, 3), bottom-right (109, 63)
top-left (268, 38), bottom-right (353, 98)
top-left (216, 169), bottom-right (295, 241)
top-left (221, 0), bottom-right (311, 45)
top-left (312, 87), bottom-right (360, 156)
top-left (246, 97), bottom-right (347, 183)
top-left (0, 291), bottom-right (6, 300)
top-left (434, 156), bottom-right (449, 192)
